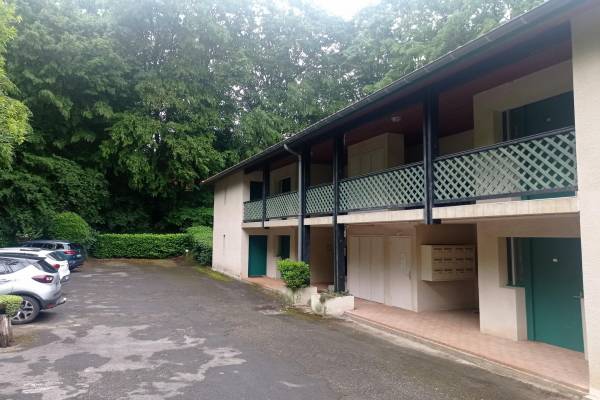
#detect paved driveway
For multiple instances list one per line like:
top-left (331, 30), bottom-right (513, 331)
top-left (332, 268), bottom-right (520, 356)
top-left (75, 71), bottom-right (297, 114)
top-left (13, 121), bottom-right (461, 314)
top-left (0, 259), bottom-right (573, 400)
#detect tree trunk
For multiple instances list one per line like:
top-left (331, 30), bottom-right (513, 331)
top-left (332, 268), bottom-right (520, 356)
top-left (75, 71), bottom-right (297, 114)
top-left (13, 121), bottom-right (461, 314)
top-left (0, 315), bottom-right (12, 348)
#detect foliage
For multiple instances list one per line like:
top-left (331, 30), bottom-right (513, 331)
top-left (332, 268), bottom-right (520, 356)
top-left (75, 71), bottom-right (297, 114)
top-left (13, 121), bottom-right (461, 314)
top-left (346, 0), bottom-right (544, 93)
top-left (0, 0), bottom-right (544, 236)
top-left (91, 233), bottom-right (191, 259)
top-left (47, 212), bottom-right (94, 247)
top-left (165, 207), bottom-right (213, 230)
top-left (186, 226), bottom-right (213, 266)
top-left (0, 295), bottom-right (22, 318)
top-left (0, 0), bottom-right (30, 167)
top-left (0, 153), bottom-right (108, 242)
top-left (277, 259), bottom-right (310, 290)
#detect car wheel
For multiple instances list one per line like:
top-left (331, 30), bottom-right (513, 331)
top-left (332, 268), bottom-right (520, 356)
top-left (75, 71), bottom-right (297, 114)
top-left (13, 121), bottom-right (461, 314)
top-left (11, 296), bottom-right (40, 325)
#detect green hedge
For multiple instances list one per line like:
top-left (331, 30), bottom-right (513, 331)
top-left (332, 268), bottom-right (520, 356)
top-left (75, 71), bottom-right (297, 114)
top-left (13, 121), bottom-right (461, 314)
top-left (186, 226), bottom-right (213, 266)
top-left (91, 233), bottom-right (191, 259)
top-left (47, 212), bottom-right (95, 247)
top-left (0, 295), bottom-right (23, 318)
top-left (277, 259), bottom-right (310, 290)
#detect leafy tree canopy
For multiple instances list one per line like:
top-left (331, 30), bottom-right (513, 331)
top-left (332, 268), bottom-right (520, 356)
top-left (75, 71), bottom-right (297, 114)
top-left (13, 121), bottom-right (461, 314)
top-left (0, 0), bottom-right (543, 240)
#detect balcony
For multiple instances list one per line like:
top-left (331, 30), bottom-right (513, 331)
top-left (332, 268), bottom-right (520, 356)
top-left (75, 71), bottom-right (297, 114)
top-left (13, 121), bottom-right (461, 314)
top-left (434, 128), bottom-right (577, 203)
top-left (243, 191), bottom-right (299, 222)
top-left (243, 128), bottom-right (577, 223)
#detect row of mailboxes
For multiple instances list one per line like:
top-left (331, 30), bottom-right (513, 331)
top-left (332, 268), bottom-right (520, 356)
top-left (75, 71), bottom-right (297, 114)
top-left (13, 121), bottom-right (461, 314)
top-left (420, 245), bottom-right (476, 281)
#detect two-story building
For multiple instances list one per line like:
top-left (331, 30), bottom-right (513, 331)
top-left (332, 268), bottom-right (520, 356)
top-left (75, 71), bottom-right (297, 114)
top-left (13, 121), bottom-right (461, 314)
top-left (204, 0), bottom-right (600, 396)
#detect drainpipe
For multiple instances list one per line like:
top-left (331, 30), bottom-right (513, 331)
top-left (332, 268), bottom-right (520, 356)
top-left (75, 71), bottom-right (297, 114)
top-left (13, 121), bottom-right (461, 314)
top-left (283, 144), bottom-right (303, 260)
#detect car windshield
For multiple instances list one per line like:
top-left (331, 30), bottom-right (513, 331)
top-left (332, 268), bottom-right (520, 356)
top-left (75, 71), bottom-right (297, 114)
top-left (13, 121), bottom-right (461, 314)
top-left (50, 251), bottom-right (67, 261)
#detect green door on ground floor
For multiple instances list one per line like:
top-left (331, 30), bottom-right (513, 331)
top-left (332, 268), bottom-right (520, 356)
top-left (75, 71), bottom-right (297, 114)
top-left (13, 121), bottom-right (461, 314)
top-left (524, 238), bottom-right (584, 352)
top-left (248, 235), bottom-right (268, 277)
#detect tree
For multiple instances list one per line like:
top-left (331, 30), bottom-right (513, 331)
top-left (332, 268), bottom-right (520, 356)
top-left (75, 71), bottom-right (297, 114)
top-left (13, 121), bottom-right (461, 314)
top-left (345, 0), bottom-right (544, 94)
top-left (0, 0), bottom-right (29, 167)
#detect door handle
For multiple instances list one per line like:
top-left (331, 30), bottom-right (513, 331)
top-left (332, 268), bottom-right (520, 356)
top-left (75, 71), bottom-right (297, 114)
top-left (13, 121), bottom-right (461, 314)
top-left (573, 291), bottom-right (584, 300)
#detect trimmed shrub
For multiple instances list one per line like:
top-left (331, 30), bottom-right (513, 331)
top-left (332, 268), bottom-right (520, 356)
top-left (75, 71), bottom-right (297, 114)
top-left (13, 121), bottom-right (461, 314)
top-left (186, 226), bottom-right (212, 266)
top-left (0, 295), bottom-right (23, 318)
top-left (277, 259), bottom-right (310, 290)
top-left (91, 233), bottom-right (191, 259)
top-left (47, 212), bottom-right (94, 247)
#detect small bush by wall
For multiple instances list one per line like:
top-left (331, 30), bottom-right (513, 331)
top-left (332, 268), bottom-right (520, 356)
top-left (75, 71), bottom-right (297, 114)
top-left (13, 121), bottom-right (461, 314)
top-left (47, 212), bottom-right (95, 247)
top-left (277, 259), bottom-right (310, 290)
top-left (186, 226), bottom-right (213, 266)
top-left (92, 233), bottom-right (191, 259)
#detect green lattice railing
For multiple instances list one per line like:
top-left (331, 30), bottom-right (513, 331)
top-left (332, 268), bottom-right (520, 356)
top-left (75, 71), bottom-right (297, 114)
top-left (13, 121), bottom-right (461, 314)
top-left (340, 162), bottom-right (425, 212)
top-left (306, 183), bottom-right (334, 215)
top-left (434, 128), bottom-right (577, 203)
top-left (266, 191), bottom-right (299, 219)
top-left (243, 200), bottom-right (263, 222)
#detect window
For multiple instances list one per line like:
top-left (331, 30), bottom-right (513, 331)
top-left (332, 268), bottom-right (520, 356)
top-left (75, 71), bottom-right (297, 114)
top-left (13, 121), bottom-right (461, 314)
top-left (279, 177), bottom-right (291, 193)
top-left (277, 236), bottom-right (291, 259)
top-left (250, 181), bottom-right (263, 201)
top-left (506, 238), bottom-right (526, 287)
top-left (503, 92), bottom-right (574, 140)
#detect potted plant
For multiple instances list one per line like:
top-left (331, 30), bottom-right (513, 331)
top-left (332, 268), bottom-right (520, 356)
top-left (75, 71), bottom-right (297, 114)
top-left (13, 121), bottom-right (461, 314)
top-left (277, 259), bottom-right (316, 305)
top-left (0, 295), bottom-right (23, 347)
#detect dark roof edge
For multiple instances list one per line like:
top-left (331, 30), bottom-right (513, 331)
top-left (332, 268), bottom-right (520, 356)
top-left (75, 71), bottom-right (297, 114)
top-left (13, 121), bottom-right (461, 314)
top-left (202, 0), bottom-right (581, 185)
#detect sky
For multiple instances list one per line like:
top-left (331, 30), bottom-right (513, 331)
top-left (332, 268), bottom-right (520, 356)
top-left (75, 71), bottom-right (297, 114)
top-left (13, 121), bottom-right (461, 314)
top-left (315, 0), bottom-right (380, 20)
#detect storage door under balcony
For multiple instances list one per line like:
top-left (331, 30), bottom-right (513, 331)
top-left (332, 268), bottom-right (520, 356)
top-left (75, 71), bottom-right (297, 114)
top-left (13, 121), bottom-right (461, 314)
top-left (347, 235), bottom-right (412, 309)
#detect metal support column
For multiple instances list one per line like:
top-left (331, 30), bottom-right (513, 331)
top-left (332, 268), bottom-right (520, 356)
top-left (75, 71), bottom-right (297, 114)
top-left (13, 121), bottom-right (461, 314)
top-left (262, 165), bottom-right (270, 228)
top-left (300, 146), bottom-right (311, 263)
top-left (423, 89), bottom-right (439, 224)
top-left (333, 135), bottom-right (346, 292)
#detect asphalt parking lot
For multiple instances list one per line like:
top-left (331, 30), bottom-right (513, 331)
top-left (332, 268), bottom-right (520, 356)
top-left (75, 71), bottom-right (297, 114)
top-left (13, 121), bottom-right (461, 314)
top-left (0, 259), bottom-right (574, 400)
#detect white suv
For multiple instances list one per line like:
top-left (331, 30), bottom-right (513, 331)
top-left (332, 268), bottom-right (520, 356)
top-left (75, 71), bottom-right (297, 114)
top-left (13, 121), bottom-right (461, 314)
top-left (0, 257), bottom-right (65, 324)
top-left (0, 248), bottom-right (71, 283)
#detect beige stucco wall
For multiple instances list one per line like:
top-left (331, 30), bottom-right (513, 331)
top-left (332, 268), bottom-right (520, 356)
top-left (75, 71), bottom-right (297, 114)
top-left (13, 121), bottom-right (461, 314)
top-left (476, 215), bottom-right (580, 340)
top-left (572, 5), bottom-right (600, 397)
top-left (439, 130), bottom-right (474, 156)
top-left (473, 60), bottom-right (573, 147)
top-left (270, 162), bottom-right (298, 194)
top-left (212, 171), bottom-right (248, 278)
top-left (415, 224), bottom-right (478, 312)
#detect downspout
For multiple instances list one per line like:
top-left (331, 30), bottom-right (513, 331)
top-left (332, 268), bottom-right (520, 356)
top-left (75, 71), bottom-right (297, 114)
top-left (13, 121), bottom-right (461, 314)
top-left (283, 144), bottom-right (303, 260)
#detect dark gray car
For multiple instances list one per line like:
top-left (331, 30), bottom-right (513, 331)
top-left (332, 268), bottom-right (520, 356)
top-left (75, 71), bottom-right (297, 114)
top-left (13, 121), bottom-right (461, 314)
top-left (21, 240), bottom-right (86, 270)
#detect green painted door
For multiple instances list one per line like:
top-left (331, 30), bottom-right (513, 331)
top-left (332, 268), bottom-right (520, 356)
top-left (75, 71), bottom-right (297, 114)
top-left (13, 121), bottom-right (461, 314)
top-left (527, 238), bottom-right (584, 352)
top-left (248, 235), bottom-right (267, 277)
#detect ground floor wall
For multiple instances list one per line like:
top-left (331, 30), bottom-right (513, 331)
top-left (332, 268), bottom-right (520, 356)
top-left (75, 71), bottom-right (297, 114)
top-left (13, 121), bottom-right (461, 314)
top-left (415, 224), bottom-right (478, 312)
top-left (345, 223), bottom-right (477, 313)
top-left (244, 227), bottom-right (298, 279)
top-left (476, 215), bottom-right (580, 341)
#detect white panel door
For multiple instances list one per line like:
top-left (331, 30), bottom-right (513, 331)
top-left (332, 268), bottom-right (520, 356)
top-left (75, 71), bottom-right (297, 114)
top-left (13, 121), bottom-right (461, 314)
top-left (369, 237), bottom-right (385, 303)
top-left (386, 236), bottom-right (413, 310)
top-left (347, 236), bottom-right (359, 295)
top-left (358, 237), bottom-right (371, 300)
